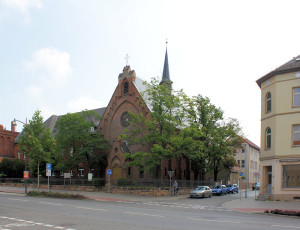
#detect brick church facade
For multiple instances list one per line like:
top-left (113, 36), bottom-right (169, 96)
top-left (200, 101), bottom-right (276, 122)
top-left (98, 49), bottom-right (190, 183)
top-left (43, 48), bottom-right (192, 183)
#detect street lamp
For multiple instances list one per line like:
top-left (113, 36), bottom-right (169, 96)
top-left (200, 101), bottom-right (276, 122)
top-left (12, 118), bottom-right (28, 194)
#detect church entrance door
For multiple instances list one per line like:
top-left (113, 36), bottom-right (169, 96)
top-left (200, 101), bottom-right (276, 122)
top-left (112, 167), bottom-right (122, 181)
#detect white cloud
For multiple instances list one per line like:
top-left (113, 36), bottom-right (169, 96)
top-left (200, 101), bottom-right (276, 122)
top-left (25, 85), bottom-right (42, 98)
top-left (1, 0), bottom-right (42, 23)
top-left (68, 97), bottom-right (106, 112)
top-left (24, 47), bottom-right (72, 85)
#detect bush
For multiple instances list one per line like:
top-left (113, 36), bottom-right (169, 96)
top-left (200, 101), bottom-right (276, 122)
top-left (0, 159), bottom-right (25, 178)
top-left (117, 178), bottom-right (130, 186)
top-left (27, 191), bottom-right (86, 199)
top-left (92, 178), bottom-right (105, 187)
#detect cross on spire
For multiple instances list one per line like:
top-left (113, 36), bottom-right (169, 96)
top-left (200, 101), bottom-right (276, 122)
top-left (125, 54), bottom-right (130, 66)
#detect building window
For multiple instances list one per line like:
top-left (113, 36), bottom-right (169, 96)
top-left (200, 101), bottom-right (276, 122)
top-left (266, 127), bottom-right (271, 149)
top-left (128, 167), bottom-right (131, 176)
top-left (282, 165), bottom-right (300, 188)
top-left (124, 82), bottom-right (129, 95)
top-left (139, 167), bottom-right (144, 178)
top-left (241, 160), bottom-right (245, 168)
top-left (293, 87), bottom-right (300, 107)
top-left (266, 92), bottom-right (271, 113)
top-left (293, 125), bottom-right (300, 146)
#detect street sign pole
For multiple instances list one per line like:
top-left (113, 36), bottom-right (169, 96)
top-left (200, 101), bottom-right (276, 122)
top-left (46, 163), bottom-right (52, 192)
top-left (238, 171), bottom-right (244, 200)
top-left (107, 169), bottom-right (112, 197)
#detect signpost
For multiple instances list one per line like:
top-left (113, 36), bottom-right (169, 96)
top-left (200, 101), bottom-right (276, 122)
top-left (46, 163), bottom-right (51, 192)
top-left (107, 169), bottom-right (112, 195)
top-left (238, 171), bottom-right (244, 200)
top-left (168, 170), bottom-right (174, 188)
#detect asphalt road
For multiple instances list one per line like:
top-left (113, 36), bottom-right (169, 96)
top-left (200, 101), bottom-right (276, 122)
top-left (0, 192), bottom-right (299, 230)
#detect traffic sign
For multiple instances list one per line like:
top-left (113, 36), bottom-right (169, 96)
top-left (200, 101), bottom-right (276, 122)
top-left (238, 171), bottom-right (244, 177)
top-left (46, 163), bottom-right (52, 170)
top-left (46, 169), bottom-right (51, 177)
top-left (107, 169), bottom-right (112, 175)
top-left (23, 171), bottom-right (29, 179)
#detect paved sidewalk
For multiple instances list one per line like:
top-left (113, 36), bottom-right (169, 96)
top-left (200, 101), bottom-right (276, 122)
top-left (1, 186), bottom-right (299, 214)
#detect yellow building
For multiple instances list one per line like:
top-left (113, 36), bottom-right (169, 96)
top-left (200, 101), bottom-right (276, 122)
top-left (256, 56), bottom-right (300, 201)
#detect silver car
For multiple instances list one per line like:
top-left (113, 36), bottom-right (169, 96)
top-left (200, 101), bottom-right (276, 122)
top-left (190, 186), bottom-right (212, 198)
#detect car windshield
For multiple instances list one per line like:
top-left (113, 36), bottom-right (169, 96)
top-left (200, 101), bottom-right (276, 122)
top-left (195, 187), bottom-right (205, 190)
top-left (213, 185), bottom-right (222, 189)
top-left (226, 184), bottom-right (233, 187)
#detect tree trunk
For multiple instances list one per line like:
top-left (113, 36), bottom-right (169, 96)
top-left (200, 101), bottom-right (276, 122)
top-left (38, 161), bottom-right (40, 189)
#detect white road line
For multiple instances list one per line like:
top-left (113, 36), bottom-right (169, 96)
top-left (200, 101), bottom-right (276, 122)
top-left (123, 212), bottom-right (164, 218)
top-left (76, 207), bottom-right (108, 212)
top-left (0, 215), bottom-right (74, 229)
top-left (188, 217), bottom-right (240, 224)
top-left (8, 198), bottom-right (28, 202)
top-left (39, 202), bottom-right (62, 206)
top-left (272, 225), bottom-right (300, 229)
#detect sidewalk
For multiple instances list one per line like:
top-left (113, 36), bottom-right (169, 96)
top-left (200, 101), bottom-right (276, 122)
top-left (1, 186), bottom-right (299, 214)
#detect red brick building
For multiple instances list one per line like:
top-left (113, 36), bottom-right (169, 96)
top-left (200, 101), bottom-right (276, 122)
top-left (44, 48), bottom-right (191, 183)
top-left (0, 122), bottom-right (19, 162)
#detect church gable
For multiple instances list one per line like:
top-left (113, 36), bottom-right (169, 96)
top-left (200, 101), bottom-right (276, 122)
top-left (98, 65), bottom-right (150, 144)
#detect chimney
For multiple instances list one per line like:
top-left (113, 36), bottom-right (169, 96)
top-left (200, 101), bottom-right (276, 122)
top-left (11, 121), bottom-right (16, 132)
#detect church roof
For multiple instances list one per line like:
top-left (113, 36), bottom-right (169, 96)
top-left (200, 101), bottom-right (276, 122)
top-left (256, 54), bottom-right (300, 88)
top-left (161, 48), bottom-right (170, 83)
top-left (15, 107), bottom-right (106, 142)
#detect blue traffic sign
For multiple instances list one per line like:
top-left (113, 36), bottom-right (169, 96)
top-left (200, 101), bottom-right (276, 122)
top-left (107, 169), bottom-right (112, 175)
top-left (238, 171), bottom-right (244, 177)
top-left (46, 163), bottom-right (52, 170)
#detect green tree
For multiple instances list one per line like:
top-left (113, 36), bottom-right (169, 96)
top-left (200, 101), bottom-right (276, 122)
top-left (54, 110), bottom-right (109, 177)
top-left (186, 95), bottom-right (243, 182)
top-left (121, 78), bottom-right (187, 172)
top-left (18, 110), bottom-right (56, 187)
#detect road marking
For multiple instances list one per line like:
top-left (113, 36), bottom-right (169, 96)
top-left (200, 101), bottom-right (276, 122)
top-left (76, 207), bottom-right (108, 212)
top-left (39, 202), bottom-right (63, 206)
top-left (123, 212), bottom-right (164, 218)
top-left (272, 225), bottom-right (300, 229)
top-left (188, 218), bottom-right (241, 224)
top-left (0, 215), bottom-right (76, 229)
top-left (8, 198), bottom-right (28, 202)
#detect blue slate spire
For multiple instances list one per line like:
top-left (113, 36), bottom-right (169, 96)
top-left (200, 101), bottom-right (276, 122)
top-left (161, 47), bottom-right (170, 83)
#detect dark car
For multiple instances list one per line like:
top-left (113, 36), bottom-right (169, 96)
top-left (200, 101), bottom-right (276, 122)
top-left (252, 182), bottom-right (260, 190)
top-left (226, 184), bottom-right (239, 193)
top-left (190, 186), bottom-right (212, 198)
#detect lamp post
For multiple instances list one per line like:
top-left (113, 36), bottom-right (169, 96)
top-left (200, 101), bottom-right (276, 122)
top-left (12, 118), bottom-right (28, 194)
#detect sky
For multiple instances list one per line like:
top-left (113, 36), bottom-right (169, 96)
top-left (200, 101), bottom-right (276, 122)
top-left (1, 0), bottom-right (300, 146)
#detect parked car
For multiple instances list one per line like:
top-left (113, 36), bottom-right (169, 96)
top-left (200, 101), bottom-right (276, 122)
top-left (190, 186), bottom-right (212, 198)
top-left (226, 184), bottom-right (239, 193)
top-left (252, 182), bottom-right (260, 190)
top-left (212, 185), bottom-right (227, 195)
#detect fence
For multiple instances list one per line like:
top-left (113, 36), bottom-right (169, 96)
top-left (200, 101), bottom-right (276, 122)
top-left (0, 177), bottom-right (216, 188)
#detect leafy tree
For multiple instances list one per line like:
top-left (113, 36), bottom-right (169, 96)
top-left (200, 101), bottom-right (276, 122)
top-left (18, 110), bottom-right (56, 187)
top-left (186, 95), bottom-right (243, 182)
top-left (121, 78), bottom-right (187, 172)
top-left (54, 110), bottom-right (109, 177)
top-left (0, 158), bottom-right (25, 178)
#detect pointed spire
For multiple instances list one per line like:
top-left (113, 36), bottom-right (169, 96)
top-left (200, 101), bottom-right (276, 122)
top-left (161, 40), bottom-right (171, 85)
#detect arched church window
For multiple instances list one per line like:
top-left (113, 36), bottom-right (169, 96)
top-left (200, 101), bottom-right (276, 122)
top-left (124, 82), bottom-right (129, 95)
